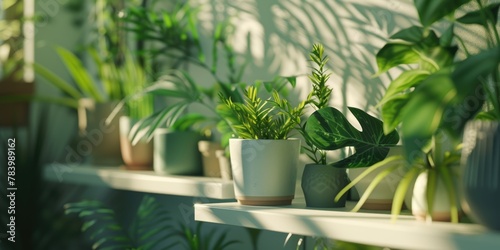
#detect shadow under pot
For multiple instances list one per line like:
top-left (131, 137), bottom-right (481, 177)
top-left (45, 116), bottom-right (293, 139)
top-left (119, 116), bottom-right (153, 170)
top-left (154, 129), bottom-right (203, 175)
top-left (229, 138), bottom-right (300, 206)
top-left (301, 164), bottom-right (349, 208)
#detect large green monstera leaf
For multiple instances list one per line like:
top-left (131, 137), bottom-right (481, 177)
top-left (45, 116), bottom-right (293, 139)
top-left (304, 107), bottom-right (400, 168)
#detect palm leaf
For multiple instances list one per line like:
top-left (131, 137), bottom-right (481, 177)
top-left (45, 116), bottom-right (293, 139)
top-left (55, 47), bottom-right (105, 102)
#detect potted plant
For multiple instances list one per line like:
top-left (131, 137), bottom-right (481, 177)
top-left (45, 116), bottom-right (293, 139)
top-left (218, 84), bottom-right (306, 205)
top-left (370, 0), bottom-right (500, 223)
top-left (114, 53), bottom-right (155, 170)
top-left (298, 44), bottom-right (350, 208)
top-left (35, 47), bottom-right (125, 165)
top-left (294, 44), bottom-right (400, 209)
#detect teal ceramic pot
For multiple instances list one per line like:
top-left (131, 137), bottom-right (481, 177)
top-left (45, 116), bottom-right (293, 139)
top-left (154, 129), bottom-right (202, 175)
top-left (302, 164), bottom-right (349, 208)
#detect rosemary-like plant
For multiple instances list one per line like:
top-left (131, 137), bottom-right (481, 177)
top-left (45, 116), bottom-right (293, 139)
top-left (218, 84), bottom-right (306, 140)
top-left (301, 44), bottom-right (333, 164)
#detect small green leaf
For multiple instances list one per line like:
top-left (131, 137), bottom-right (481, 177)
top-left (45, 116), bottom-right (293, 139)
top-left (286, 76), bottom-right (297, 87)
top-left (389, 26), bottom-right (425, 43)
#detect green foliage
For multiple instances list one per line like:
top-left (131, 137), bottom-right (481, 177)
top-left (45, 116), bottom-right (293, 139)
top-left (176, 222), bottom-right (239, 250)
top-left (375, 0), bottom-right (500, 160)
top-left (218, 84), bottom-right (306, 139)
top-left (308, 44), bottom-right (332, 110)
top-left (304, 107), bottom-right (400, 168)
top-left (91, 50), bottom-right (154, 119)
top-left (113, 7), bottom-right (246, 146)
top-left (122, 2), bottom-right (202, 72)
top-left (34, 47), bottom-right (106, 106)
top-left (65, 196), bottom-right (237, 250)
top-left (64, 200), bottom-right (135, 249)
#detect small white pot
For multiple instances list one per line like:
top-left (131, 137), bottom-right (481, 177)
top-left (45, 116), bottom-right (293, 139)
top-left (412, 169), bottom-right (461, 221)
top-left (229, 138), bottom-right (300, 206)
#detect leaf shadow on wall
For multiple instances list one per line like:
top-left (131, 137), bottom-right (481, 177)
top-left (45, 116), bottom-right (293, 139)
top-left (194, 0), bottom-right (418, 114)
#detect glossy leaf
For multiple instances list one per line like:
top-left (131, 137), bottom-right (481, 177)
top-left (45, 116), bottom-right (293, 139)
top-left (414, 0), bottom-right (472, 27)
top-left (378, 70), bottom-right (430, 106)
top-left (304, 107), bottom-right (400, 168)
top-left (375, 43), bottom-right (420, 74)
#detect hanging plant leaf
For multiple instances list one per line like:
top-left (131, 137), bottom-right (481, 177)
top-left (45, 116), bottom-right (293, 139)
top-left (304, 107), bottom-right (400, 168)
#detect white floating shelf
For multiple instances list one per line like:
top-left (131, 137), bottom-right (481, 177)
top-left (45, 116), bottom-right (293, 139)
top-left (44, 164), bottom-right (235, 199)
top-left (195, 200), bottom-right (500, 250)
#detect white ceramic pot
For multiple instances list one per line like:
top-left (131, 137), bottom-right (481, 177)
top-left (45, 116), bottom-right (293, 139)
top-left (229, 138), bottom-right (300, 205)
top-left (412, 169), bottom-right (461, 221)
top-left (347, 147), bottom-right (406, 210)
top-left (119, 116), bottom-right (153, 170)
